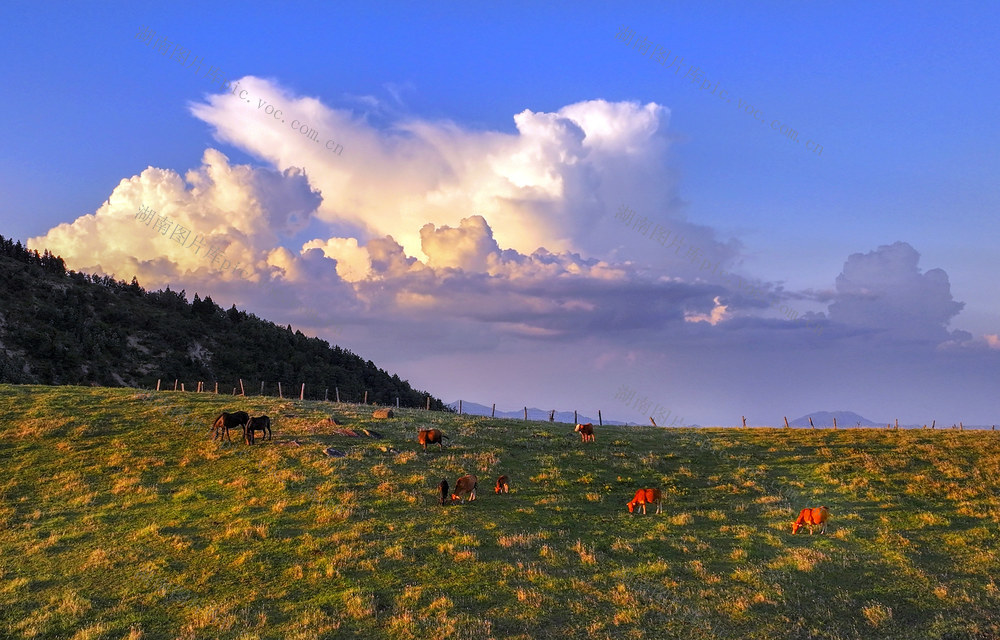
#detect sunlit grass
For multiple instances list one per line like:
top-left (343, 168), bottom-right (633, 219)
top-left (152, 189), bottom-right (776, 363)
top-left (1, 384), bottom-right (1000, 638)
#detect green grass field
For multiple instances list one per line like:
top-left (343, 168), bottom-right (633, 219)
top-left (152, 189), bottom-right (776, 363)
top-left (1, 384), bottom-right (999, 639)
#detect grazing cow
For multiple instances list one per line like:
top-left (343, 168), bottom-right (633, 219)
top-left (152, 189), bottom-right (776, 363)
top-left (438, 479), bottom-right (449, 505)
top-left (244, 415), bottom-right (272, 445)
top-left (417, 428), bottom-right (448, 451)
top-left (574, 423), bottom-right (595, 442)
top-left (627, 488), bottom-right (662, 515)
top-left (211, 411), bottom-right (250, 442)
top-left (791, 506), bottom-right (829, 534)
top-left (451, 474), bottom-right (478, 503)
top-left (495, 475), bottom-right (510, 494)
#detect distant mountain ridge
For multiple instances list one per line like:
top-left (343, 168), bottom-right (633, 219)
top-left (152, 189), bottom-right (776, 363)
top-left (790, 411), bottom-right (879, 428)
top-left (446, 400), bottom-right (627, 426)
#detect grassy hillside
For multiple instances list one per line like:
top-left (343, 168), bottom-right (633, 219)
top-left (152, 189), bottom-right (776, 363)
top-left (2, 385), bottom-right (999, 640)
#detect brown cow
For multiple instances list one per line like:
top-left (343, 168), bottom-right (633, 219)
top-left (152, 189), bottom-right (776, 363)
top-left (627, 488), bottom-right (662, 514)
top-left (574, 423), bottom-right (595, 442)
top-left (495, 475), bottom-right (509, 494)
top-left (418, 428), bottom-right (448, 451)
top-left (438, 479), bottom-right (449, 506)
top-left (211, 411), bottom-right (249, 442)
top-left (791, 506), bottom-right (829, 534)
top-left (451, 474), bottom-right (477, 503)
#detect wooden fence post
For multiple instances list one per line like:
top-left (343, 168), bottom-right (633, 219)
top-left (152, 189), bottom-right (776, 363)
top-left (174, 379), bottom-right (178, 391)
top-left (549, 410), bottom-right (555, 422)
top-left (325, 388), bottom-right (329, 401)
top-left (574, 410), bottom-right (577, 424)
top-left (233, 387), bottom-right (237, 395)
top-left (260, 381), bottom-right (265, 395)
top-left (809, 416), bottom-right (814, 429)
top-left (156, 379), bottom-right (161, 391)
top-left (300, 383), bottom-right (305, 400)
top-left (491, 403), bottom-right (496, 418)
top-left (833, 417), bottom-right (837, 429)
top-left (278, 382), bottom-right (283, 399)
top-left (650, 417), bottom-right (657, 427)
top-left (336, 387), bottom-right (340, 403)
top-left (960, 422), bottom-right (964, 431)
top-left (181, 383), bottom-right (185, 392)
top-left (459, 400), bottom-right (463, 415)
top-left (598, 410), bottom-right (602, 426)
top-left (239, 379), bottom-right (245, 396)
top-left (931, 420), bottom-right (935, 429)
top-left (742, 416), bottom-right (747, 428)
top-left (396, 397), bottom-right (399, 409)
top-left (784, 416), bottom-right (790, 429)
top-left (214, 382), bottom-right (218, 394)
top-left (364, 390), bottom-right (368, 405)
top-left (524, 407), bottom-right (527, 421)
top-left (425, 395), bottom-right (430, 411)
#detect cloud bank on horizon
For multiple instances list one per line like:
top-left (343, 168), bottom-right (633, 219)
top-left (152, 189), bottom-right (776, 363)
top-left (28, 77), bottom-right (999, 424)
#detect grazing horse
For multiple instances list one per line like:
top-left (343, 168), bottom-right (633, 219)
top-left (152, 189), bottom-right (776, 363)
top-left (418, 428), bottom-right (448, 451)
top-left (451, 475), bottom-right (478, 503)
top-left (792, 506), bottom-right (829, 534)
top-left (211, 411), bottom-right (249, 442)
top-left (627, 488), bottom-right (662, 514)
top-left (438, 479), bottom-right (449, 505)
top-left (495, 475), bottom-right (510, 494)
top-left (244, 415), bottom-right (272, 445)
top-left (574, 423), bottom-right (595, 442)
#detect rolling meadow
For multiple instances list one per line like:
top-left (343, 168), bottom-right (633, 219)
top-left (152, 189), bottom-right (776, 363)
top-left (1, 384), bottom-right (999, 640)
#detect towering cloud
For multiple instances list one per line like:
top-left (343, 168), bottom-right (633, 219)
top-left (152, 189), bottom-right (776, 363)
top-left (828, 242), bottom-right (967, 342)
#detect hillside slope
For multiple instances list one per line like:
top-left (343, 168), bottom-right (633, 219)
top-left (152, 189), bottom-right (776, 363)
top-left (0, 234), bottom-right (445, 409)
top-left (2, 385), bottom-right (999, 639)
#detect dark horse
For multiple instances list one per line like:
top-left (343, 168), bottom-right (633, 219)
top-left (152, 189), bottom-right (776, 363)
top-left (244, 415), bottom-right (272, 445)
top-left (211, 411), bottom-right (249, 442)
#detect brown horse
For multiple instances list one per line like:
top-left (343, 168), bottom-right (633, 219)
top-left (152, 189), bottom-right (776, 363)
top-left (627, 488), bottom-right (662, 514)
top-left (244, 415), bottom-right (271, 445)
top-left (791, 506), bottom-right (829, 534)
top-left (211, 411), bottom-right (249, 442)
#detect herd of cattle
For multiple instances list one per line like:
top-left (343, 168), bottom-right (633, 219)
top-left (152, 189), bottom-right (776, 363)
top-left (210, 413), bottom-right (829, 533)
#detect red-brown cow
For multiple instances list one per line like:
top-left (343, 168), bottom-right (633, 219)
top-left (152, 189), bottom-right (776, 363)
top-left (418, 428), bottom-right (448, 451)
top-left (627, 488), bottom-right (662, 515)
top-left (495, 475), bottom-right (509, 494)
top-left (791, 506), bottom-right (829, 534)
top-left (451, 474), bottom-right (478, 503)
top-left (574, 423), bottom-right (595, 442)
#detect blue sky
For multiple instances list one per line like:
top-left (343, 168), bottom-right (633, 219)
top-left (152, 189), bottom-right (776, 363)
top-left (2, 1), bottom-right (998, 425)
